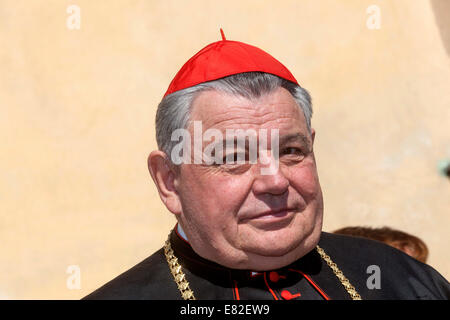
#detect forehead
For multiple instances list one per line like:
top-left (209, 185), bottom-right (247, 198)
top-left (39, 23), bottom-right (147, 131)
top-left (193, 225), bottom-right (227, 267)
top-left (188, 87), bottom-right (307, 133)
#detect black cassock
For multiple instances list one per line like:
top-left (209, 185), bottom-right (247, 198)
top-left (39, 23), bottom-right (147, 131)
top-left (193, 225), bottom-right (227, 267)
top-left (84, 229), bottom-right (450, 300)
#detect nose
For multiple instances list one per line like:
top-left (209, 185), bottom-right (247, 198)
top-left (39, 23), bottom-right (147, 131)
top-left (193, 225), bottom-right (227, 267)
top-left (252, 158), bottom-right (289, 195)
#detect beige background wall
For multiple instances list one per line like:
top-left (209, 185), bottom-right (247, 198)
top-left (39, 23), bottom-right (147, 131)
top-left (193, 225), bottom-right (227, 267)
top-left (0, 0), bottom-right (449, 299)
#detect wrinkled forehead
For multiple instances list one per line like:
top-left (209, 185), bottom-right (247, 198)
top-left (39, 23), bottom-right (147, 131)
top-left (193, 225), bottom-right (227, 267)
top-left (187, 87), bottom-right (307, 134)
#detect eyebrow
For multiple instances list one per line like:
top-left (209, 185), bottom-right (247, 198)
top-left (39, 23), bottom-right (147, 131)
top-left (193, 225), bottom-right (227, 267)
top-left (202, 131), bottom-right (311, 151)
top-left (279, 132), bottom-right (311, 149)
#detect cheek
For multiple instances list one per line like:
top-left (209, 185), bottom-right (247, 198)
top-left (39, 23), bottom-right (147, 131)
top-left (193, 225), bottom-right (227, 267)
top-left (287, 162), bottom-right (321, 200)
top-left (179, 171), bottom-right (256, 251)
top-left (179, 169), bottom-right (252, 222)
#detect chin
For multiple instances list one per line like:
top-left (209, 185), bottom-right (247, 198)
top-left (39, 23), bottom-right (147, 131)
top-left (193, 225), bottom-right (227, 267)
top-left (250, 238), bottom-right (301, 257)
top-left (243, 226), bottom-right (322, 267)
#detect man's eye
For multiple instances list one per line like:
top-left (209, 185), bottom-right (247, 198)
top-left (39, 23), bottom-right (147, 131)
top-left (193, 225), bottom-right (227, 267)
top-left (223, 152), bottom-right (247, 163)
top-left (282, 147), bottom-right (303, 155)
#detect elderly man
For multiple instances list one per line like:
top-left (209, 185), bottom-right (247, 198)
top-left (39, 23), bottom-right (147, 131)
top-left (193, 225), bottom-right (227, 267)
top-left (84, 33), bottom-right (450, 300)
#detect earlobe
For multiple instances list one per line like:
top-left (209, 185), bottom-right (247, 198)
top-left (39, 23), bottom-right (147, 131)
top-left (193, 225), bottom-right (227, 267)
top-left (311, 128), bottom-right (316, 144)
top-left (147, 151), bottom-right (182, 216)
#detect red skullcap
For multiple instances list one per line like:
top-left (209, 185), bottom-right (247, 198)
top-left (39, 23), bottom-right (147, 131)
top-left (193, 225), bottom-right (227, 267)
top-left (163, 29), bottom-right (298, 98)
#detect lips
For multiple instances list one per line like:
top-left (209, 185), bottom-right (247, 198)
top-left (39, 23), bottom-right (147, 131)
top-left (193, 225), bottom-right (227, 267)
top-left (241, 208), bottom-right (296, 221)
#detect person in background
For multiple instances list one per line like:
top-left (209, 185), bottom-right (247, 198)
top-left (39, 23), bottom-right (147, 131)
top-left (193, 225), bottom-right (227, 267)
top-left (333, 226), bottom-right (428, 263)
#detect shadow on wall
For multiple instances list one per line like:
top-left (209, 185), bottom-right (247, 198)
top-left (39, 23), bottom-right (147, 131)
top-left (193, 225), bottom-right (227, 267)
top-left (431, 0), bottom-right (450, 56)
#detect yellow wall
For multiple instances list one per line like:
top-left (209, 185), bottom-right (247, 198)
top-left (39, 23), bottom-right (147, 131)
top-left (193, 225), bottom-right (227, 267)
top-left (0, 0), bottom-right (449, 299)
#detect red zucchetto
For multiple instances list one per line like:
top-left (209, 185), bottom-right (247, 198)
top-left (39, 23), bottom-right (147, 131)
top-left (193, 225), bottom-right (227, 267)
top-left (163, 29), bottom-right (298, 97)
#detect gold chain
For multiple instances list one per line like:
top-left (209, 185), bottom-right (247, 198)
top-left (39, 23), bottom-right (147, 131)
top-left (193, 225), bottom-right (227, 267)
top-left (163, 237), bottom-right (196, 300)
top-left (164, 233), bottom-right (362, 300)
top-left (315, 245), bottom-right (362, 300)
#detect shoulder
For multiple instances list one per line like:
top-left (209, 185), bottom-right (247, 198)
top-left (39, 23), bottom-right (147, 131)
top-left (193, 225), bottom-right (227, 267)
top-left (318, 232), bottom-right (450, 299)
top-left (82, 248), bottom-right (180, 300)
top-left (319, 231), bottom-right (402, 259)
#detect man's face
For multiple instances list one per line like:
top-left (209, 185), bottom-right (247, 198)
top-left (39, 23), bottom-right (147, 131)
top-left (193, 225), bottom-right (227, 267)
top-left (174, 87), bottom-right (323, 270)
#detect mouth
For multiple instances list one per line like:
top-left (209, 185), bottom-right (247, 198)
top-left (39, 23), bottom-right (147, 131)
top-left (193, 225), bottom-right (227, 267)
top-left (240, 208), bottom-right (298, 226)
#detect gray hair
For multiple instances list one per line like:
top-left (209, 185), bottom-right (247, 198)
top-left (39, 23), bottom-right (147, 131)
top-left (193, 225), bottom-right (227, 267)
top-left (155, 72), bottom-right (313, 158)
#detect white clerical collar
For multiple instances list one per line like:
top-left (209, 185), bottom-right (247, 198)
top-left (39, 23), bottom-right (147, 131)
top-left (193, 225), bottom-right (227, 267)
top-left (177, 223), bottom-right (189, 242)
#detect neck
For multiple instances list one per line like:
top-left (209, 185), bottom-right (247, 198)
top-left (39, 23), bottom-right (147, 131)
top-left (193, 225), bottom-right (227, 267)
top-left (175, 224), bottom-right (280, 275)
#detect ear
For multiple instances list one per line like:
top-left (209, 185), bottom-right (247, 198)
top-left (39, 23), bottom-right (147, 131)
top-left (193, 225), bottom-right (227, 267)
top-left (311, 128), bottom-right (316, 144)
top-left (147, 150), bottom-right (182, 216)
